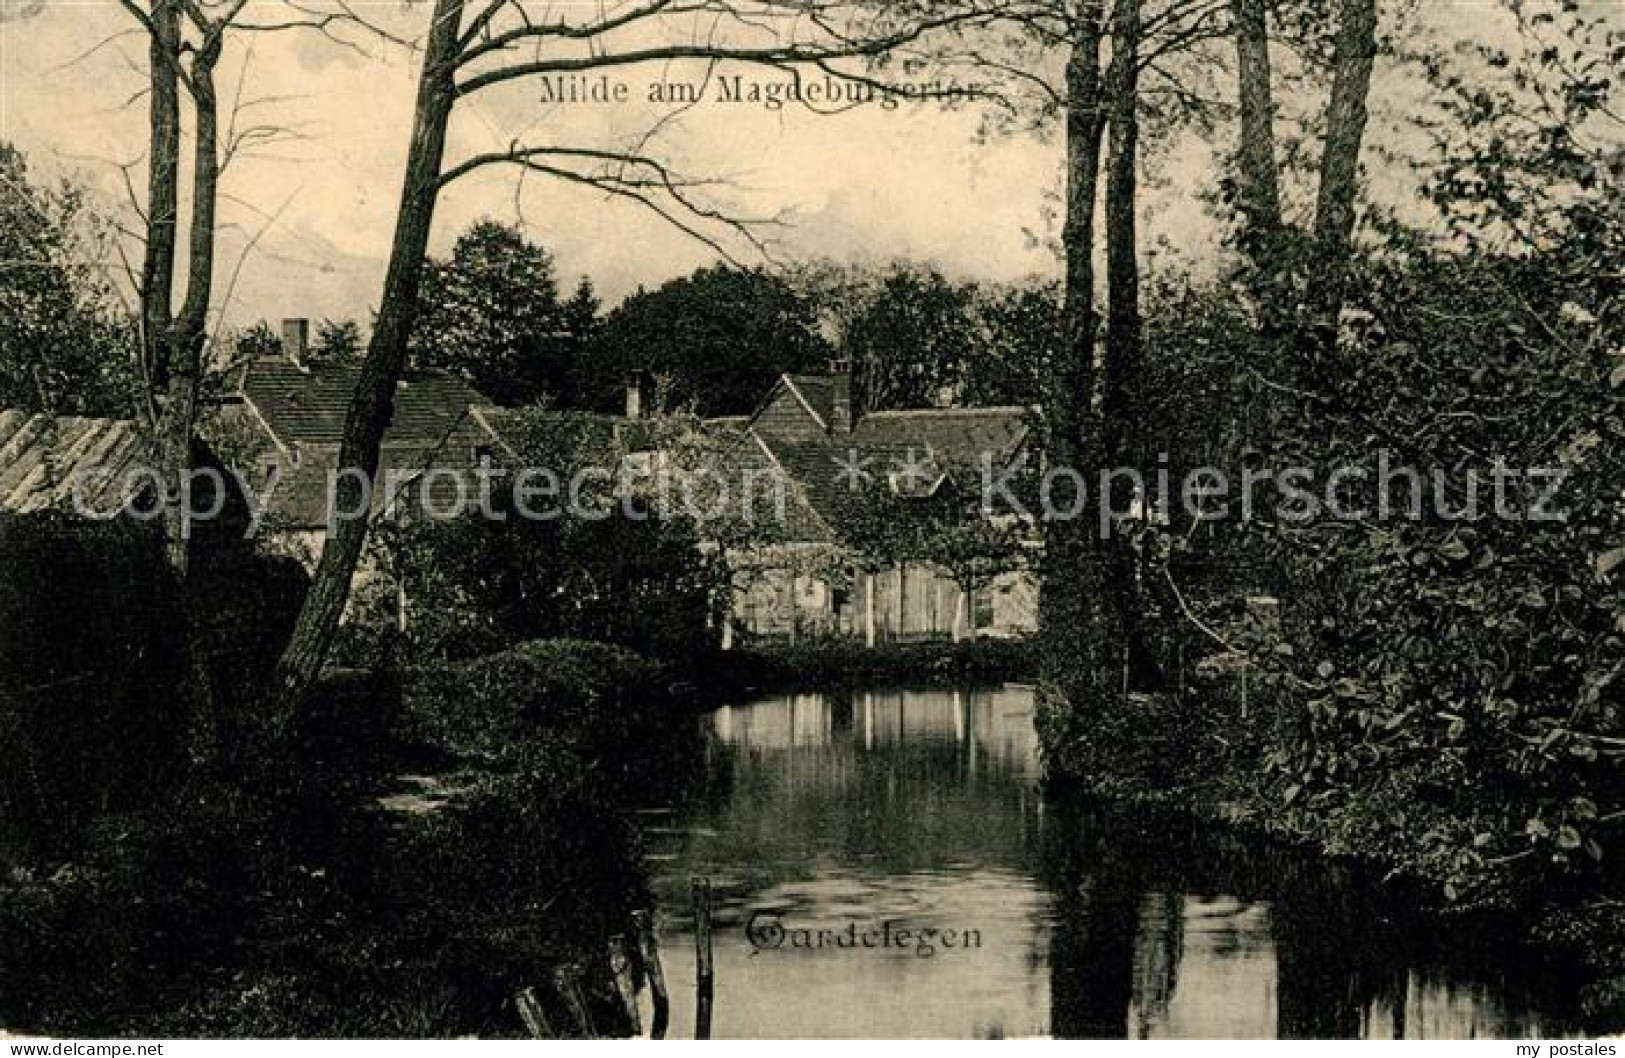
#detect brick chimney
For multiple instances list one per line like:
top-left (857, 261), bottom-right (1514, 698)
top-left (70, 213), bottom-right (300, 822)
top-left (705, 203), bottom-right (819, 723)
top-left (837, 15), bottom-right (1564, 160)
top-left (829, 357), bottom-right (853, 434)
top-left (281, 318), bottom-right (310, 369)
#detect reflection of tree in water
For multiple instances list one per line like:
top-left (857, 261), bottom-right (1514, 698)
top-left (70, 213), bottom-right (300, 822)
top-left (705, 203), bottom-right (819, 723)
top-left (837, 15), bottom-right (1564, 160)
top-left (1041, 803), bottom-right (1139, 1039)
top-left (1270, 868), bottom-right (1403, 1039)
top-left (1041, 802), bottom-right (1401, 1040)
top-left (638, 693), bottom-right (1588, 1039)
top-left (1036, 800), bottom-right (1577, 1040)
top-left (664, 689), bottom-right (1045, 880)
top-left (1131, 892), bottom-right (1184, 1037)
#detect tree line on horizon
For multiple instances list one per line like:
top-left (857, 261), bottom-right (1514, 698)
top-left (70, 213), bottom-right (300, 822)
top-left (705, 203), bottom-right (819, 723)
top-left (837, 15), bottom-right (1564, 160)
top-left (219, 219), bottom-right (1063, 420)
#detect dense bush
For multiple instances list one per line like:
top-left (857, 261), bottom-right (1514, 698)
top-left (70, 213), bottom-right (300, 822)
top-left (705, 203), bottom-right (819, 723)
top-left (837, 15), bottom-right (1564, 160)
top-left (186, 546), bottom-right (310, 755)
top-left (382, 413), bottom-right (729, 664)
top-left (1, 651), bottom-right (652, 1038)
top-left (0, 512), bottom-right (191, 848)
top-left (1250, 241), bottom-right (1624, 902)
top-left (1050, 249), bottom-right (1623, 913)
top-left (1044, 4), bottom-right (1624, 923)
top-left (400, 639), bottom-right (668, 764)
top-left (1242, 8), bottom-right (1625, 905)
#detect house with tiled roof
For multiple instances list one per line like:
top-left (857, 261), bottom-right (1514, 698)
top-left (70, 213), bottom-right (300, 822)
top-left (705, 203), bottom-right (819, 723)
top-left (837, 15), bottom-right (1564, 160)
top-left (0, 407), bottom-right (258, 563)
top-left (0, 410), bottom-right (155, 516)
top-left (211, 319), bottom-right (502, 561)
top-left (709, 362), bottom-right (1039, 645)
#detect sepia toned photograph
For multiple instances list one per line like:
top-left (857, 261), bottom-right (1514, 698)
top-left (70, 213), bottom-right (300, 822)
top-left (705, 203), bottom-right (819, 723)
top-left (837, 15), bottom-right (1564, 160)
top-left (0, 0), bottom-right (1621, 1044)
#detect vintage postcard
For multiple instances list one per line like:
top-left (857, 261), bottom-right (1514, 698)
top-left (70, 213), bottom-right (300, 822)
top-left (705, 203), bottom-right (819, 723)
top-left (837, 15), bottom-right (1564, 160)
top-left (0, 0), bottom-right (1621, 1045)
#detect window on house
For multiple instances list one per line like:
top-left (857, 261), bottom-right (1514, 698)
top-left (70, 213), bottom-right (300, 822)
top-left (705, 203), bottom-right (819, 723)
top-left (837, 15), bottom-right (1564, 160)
top-left (972, 586), bottom-right (996, 632)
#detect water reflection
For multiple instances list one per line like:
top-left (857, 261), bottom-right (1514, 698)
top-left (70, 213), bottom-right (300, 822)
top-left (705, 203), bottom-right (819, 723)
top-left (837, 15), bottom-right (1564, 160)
top-left (638, 686), bottom-right (1582, 1039)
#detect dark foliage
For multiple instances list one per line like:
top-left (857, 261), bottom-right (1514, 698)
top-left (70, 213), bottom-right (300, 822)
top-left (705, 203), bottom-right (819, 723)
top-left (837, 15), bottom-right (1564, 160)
top-left (231, 320), bottom-right (281, 360)
top-left (0, 513), bottom-right (190, 848)
top-left (0, 144), bottom-right (138, 417)
top-left (381, 413), bottom-right (729, 664)
top-left (186, 545), bottom-right (310, 756)
top-left (308, 317), bottom-right (364, 367)
top-left (585, 264), bottom-right (831, 417)
top-left (409, 220), bottom-right (594, 406)
top-left (401, 639), bottom-right (668, 763)
top-left (0, 643), bottom-right (658, 1038)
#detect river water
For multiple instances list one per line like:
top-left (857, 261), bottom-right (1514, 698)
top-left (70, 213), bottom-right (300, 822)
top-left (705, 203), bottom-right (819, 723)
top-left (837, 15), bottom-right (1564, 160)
top-left (635, 685), bottom-right (1590, 1039)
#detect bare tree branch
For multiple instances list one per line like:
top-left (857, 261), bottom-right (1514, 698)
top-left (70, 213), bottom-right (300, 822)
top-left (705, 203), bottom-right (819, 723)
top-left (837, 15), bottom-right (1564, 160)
top-left (454, 3), bottom-right (1026, 96)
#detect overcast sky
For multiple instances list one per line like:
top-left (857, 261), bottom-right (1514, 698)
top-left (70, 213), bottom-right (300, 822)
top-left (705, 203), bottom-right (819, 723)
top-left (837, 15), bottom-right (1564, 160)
top-left (0, 0), bottom-right (1610, 334)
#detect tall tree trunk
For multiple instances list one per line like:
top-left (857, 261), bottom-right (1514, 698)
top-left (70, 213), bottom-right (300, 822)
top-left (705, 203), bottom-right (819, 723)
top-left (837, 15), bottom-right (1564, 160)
top-left (128, 6), bottom-right (226, 761)
top-left (1306, 0), bottom-right (1377, 350)
top-left (159, 33), bottom-right (220, 575)
top-left (1102, 0), bottom-right (1153, 688)
top-left (1103, 0), bottom-right (1141, 469)
top-left (1228, 0), bottom-right (1292, 458)
top-left (1230, 0), bottom-right (1282, 242)
top-left (274, 0), bottom-right (464, 714)
top-left (1039, 1), bottom-right (1120, 708)
top-left (140, 0), bottom-right (180, 396)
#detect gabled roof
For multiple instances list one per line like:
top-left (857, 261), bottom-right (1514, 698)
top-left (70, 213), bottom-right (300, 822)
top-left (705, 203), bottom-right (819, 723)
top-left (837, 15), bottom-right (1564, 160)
top-left (704, 420), bottom-right (830, 543)
top-left (470, 406), bottom-right (652, 462)
top-left (849, 406), bottom-right (1034, 469)
top-left (704, 372), bottom-right (1036, 544)
top-left (749, 430), bottom-right (842, 540)
top-left (238, 357), bottom-right (490, 451)
top-left (781, 373), bottom-right (835, 429)
top-left (0, 409), bottom-right (155, 514)
top-left (254, 446), bottom-right (483, 531)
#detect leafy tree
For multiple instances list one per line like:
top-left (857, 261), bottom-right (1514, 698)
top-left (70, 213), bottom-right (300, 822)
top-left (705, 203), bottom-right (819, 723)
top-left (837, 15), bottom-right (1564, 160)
top-left (558, 277), bottom-right (601, 403)
top-left (386, 412), bottom-right (729, 661)
top-left (965, 281), bottom-right (1061, 408)
top-left (310, 317), bottom-right (363, 367)
top-left (562, 277), bottom-right (600, 336)
top-left (793, 260), bottom-right (1055, 411)
top-left (588, 265), bottom-right (830, 418)
top-left (836, 263), bottom-right (980, 412)
top-left (1198, 0), bottom-right (1624, 906)
top-left (833, 468), bottom-right (1029, 641)
top-left (409, 220), bottom-right (577, 406)
top-left (0, 144), bottom-right (136, 417)
top-left (231, 320), bottom-right (281, 361)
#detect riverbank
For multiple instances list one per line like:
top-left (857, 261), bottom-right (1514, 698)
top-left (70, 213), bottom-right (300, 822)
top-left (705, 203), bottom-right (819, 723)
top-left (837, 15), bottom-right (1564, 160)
top-left (632, 683), bottom-right (1597, 1037)
top-left (1036, 672), bottom-right (1625, 1029)
top-left (0, 633), bottom-right (1037, 1037)
top-left (681, 636), bottom-right (1037, 701)
top-left (0, 641), bottom-right (665, 1038)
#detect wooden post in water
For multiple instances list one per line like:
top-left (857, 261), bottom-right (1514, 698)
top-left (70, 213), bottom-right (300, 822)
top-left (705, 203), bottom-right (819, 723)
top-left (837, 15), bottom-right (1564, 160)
top-left (554, 964), bottom-right (595, 1039)
top-left (692, 877), bottom-right (715, 1040)
top-left (514, 987), bottom-right (555, 1040)
top-left (632, 909), bottom-right (671, 1040)
top-left (608, 935), bottom-right (642, 1037)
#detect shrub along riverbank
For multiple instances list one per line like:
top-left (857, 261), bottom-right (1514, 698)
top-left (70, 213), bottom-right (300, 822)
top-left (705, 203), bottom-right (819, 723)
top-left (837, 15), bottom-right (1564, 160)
top-left (0, 501), bottom-right (1033, 1038)
top-left (1034, 89), bottom-right (1624, 1025)
top-left (1037, 652), bottom-right (1625, 1027)
top-left (0, 636), bottom-right (665, 1038)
